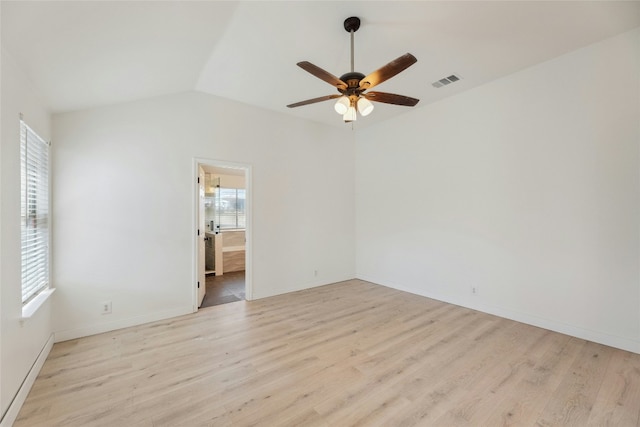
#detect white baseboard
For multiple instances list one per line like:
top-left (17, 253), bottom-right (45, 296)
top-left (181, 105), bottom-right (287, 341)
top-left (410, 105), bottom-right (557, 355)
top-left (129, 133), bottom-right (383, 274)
top-left (251, 274), bottom-right (356, 300)
top-left (54, 306), bottom-right (193, 342)
top-left (0, 334), bottom-right (54, 427)
top-left (357, 274), bottom-right (640, 355)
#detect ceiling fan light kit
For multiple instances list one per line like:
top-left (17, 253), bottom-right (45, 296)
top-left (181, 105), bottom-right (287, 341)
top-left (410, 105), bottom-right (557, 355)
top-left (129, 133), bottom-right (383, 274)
top-left (334, 96), bottom-right (350, 114)
top-left (287, 16), bottom-right (419, 123)
top-left (343, 103), bottom-right (358, 122)
top-left (357, 97), bottom-right (374, 116)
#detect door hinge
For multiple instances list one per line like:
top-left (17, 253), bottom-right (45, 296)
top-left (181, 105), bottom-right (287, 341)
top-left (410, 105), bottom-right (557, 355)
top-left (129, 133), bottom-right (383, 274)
top-left (197, 281), bottom-right (200, 288)
top-left (197, 229), bottom-right (200, 236)
top-left (197, 177), bottom-right (200, 184)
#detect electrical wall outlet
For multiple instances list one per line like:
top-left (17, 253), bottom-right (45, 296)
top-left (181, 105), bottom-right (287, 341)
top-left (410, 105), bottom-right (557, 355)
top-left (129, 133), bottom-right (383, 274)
top-left (101, 300), bottom-right (112, 314)
top-left (471, 285), bottom-right (479, 295)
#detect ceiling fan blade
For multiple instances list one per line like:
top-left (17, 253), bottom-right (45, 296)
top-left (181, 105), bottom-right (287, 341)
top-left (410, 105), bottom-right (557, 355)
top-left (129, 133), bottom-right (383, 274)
top-left (363, 91), bottom-right (420, 107)
top-left (287, 94), bottom-right (342, 108)
top-left (297, 62), bottom-right (348, 90)
top-left (359, 53), bottom-right (417, 90)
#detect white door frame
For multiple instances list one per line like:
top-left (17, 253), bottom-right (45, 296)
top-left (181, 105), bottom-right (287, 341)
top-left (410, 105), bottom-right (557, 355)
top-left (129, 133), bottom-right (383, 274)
top-left (192, 158), bottom-right (253, 311)
top-left (197, 165), bottom-right (207, 307)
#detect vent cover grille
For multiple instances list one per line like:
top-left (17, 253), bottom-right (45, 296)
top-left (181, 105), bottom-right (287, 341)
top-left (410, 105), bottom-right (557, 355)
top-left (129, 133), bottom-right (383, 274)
top-left (432, 74), bottom-right (462, 88)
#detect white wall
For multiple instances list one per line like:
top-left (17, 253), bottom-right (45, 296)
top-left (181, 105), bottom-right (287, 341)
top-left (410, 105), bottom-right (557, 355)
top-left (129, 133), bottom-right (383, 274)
top-left (356, 28), bottom-right (640, 353)
top-left (52, 91), bottom-right (355, 341)
top-left (0, 47), bottom-right (53, 418)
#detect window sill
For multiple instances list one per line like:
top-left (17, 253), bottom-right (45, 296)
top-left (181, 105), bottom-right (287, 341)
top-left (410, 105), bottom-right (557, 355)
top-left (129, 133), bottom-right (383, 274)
top-left (21, 288), bottom-right (55, 320)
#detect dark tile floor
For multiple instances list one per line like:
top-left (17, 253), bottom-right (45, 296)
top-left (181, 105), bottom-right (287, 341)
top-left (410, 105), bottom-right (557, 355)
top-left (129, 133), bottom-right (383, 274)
top-left (201, 270), bottom-right (245, 308)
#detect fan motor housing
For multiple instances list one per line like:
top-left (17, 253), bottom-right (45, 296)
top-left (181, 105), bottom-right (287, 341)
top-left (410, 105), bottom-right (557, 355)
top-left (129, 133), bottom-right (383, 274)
top-left (339, 72), bottom-right (365, 95)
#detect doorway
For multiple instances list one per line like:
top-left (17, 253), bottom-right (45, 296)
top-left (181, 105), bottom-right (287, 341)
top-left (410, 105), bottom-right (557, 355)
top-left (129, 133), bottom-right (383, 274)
top-left (194, 159), bottom-right (251, 310)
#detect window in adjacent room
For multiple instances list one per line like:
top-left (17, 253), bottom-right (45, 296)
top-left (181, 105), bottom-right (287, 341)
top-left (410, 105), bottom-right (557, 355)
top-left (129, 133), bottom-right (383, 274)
top-left (20, 118), bottom-right (50, 304)
top-left (217, 188), bottom-right (246, 229)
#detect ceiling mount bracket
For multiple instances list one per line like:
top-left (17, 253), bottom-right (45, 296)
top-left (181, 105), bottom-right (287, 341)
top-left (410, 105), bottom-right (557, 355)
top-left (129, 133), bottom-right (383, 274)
top-left (343, 16), bottom-right (360, 33)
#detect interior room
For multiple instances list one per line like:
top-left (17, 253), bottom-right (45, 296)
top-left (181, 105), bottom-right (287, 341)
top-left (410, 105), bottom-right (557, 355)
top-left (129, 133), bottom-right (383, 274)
top-left (201, 165), bottom-right (247, 307)
top-left (1, 1), bottom-right (639, 425)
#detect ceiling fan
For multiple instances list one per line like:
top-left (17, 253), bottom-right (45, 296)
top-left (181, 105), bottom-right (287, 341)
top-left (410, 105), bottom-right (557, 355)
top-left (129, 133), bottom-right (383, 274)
top-left (287, 16), bottom-right (419, 123)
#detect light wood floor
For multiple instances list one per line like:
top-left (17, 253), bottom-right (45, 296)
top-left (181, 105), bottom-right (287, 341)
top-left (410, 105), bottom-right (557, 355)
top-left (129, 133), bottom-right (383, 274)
top-left (15, 279), bottom-right (640, 426)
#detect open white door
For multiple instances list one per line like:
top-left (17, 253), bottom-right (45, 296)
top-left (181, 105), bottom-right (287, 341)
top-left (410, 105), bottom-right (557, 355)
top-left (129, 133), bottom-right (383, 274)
top-left (197, 165), bottom-right (206, 307)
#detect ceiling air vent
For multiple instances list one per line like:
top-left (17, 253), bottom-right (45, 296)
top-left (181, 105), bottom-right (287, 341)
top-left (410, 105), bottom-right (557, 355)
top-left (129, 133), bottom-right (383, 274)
top-left (432, 74), bottom-right (462, 88)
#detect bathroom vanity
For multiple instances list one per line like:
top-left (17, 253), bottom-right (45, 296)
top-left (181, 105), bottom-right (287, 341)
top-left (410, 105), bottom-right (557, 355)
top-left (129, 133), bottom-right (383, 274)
top-left (205, 230), bottom-right (245, 275)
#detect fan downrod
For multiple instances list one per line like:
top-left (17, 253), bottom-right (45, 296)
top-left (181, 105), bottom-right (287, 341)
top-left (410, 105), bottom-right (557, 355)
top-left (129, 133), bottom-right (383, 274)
top-left (343, 16), bottom-right (360, 33)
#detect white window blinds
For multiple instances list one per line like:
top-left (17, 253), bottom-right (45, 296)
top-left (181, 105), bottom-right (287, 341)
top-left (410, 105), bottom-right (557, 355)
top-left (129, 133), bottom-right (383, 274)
top-left (20, 118), bottom-right (50, 303)
top-left (217, 188), bottom-right (246, 229)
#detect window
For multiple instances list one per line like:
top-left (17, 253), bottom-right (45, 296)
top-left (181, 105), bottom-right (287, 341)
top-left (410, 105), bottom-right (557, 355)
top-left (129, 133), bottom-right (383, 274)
top-left (20, 118), bottom-right (50, 304)
top-left (217, 188), bottom-right (246, 229)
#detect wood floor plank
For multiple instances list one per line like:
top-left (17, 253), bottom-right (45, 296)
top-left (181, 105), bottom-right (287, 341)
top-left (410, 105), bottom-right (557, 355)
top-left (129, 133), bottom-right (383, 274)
top-left (480, 334), bottom-right (585, 426)
top-left (430, 326), bottom-right (554, 426)
top-left (14, 279), bottom-right (640, 426)
top-left (536, 341), bottom-right (614, 426)
top-left (381, 320), bottom-right (533, 425)
top-left (587, 348), bottom-right (640, 426)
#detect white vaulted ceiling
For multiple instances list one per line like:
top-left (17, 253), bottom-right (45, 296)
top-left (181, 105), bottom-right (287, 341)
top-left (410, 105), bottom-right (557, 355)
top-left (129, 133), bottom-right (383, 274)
top-left (2, 1), bottom-right (639, 128)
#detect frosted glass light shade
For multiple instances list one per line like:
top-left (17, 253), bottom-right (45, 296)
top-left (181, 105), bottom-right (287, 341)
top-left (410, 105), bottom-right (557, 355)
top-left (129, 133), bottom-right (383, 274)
top-left (343, 106), bottom-right (357, 122)
top-left (334, 96), bottom-right (350, 114)
top-left (357, 97), bottom-right (374, 116)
